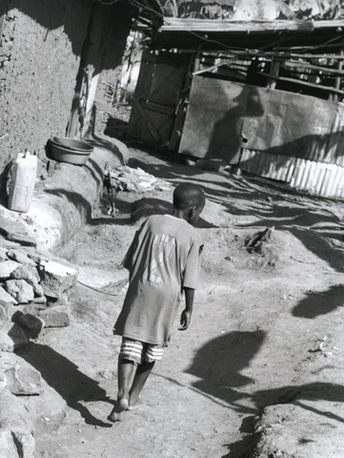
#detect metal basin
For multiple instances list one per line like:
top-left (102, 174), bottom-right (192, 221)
top-left (47, 137), bottom-right (93, 165)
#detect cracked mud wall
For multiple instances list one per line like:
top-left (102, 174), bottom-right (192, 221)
top-left (0, 0), bottom-right (92, 173)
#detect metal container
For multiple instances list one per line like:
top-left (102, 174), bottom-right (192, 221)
top-left (47, 137), bottom-right (93, 165)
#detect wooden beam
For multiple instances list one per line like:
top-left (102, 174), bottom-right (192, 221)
top-left (161, 18), bottom-right (344, 34)
top-left (282, 60), bottom-right (344, 77)
top-left (260, 72), bottom-right (344, 96)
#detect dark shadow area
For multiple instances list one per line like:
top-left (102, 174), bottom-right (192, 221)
top-left (44, 185), bottom-right (217, 229)
top-left (17, 343), bottom-right (113, 427)
top-left (126, 155), bottom-right (344, 273)
top-left (292, 284), bottom-right (344, 318)
top-left (188, 331), bottom-right (344, 455)
top-left (252, 382), bottom-right (344, 422)
top-left (187, 330), bottom-right (266, 398)
top-left (206, 85), bottom-right (265, 164)
top-left (44, 188), bottom-right (133, 227)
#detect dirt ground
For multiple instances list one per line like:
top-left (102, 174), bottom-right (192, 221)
top-left (19, 148), bottom-right (344, 457)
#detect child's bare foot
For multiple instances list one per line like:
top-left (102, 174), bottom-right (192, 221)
top-left (108, 397), bottom-right (129, 422)
top-left (128, 395), bottom-right (144, 411)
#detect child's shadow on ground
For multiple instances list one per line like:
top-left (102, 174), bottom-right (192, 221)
top-left (17, 342), bottom-right (113, 427)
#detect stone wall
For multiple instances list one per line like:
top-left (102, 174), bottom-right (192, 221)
top-left (0, 0), bottom-right (92, 175)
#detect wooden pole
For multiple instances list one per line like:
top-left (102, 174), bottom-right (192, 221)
top-left (267, 57), bottom-right (280, 89)
top-left (260, 72), bottom-right (344, 96)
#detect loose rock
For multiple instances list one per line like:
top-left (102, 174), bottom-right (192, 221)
top-left (47, 294), bottom-right (69, 308)
top-left (39, 306), bottom-right (71, 327)
top-left (0, 260), bottom-right (21, 280)
top-left (5, 363), bottom-right (43, 396)
top-left (0, 429), bottom-right (19, 458)
top-left (0, 287), bottom-right (16, 304)
top-left (5, 280), bottom-right (34, 304)
top-left (39, 260), bottom-right (77, 299)
top-left (6, 250), bottom-right (36, 267)
top-left (0, 388), bottom-right (35, 457)
top-left (10, 264), bottom-right (43, 297)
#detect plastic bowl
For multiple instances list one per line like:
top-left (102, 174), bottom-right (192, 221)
top-left (47, 137), bottom-right (93, 165)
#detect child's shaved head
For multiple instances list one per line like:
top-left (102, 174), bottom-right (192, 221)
top-left (173, 183), bottom-right (205, 210)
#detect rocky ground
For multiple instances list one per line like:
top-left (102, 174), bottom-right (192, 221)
top-left (1, 147), bottom-right (344, 457)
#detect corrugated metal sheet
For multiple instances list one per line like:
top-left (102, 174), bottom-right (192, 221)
top-left (291, 159), bottom-right (344, 198)
top-left (240, 149), bottom-right (296, 183)
top-left (241, 148), bottom-right (344, 199)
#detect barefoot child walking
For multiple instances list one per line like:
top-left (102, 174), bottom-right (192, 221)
top-left (109, 183), bottom-right (205, 421)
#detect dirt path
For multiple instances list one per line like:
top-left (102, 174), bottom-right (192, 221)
top-left (25, 150), bottom-right (344, 457)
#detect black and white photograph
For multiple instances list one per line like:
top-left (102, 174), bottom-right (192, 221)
top-left (1, 0), bottom-right (344, 456)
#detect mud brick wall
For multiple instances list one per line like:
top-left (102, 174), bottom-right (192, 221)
top-left (0, 0), bottom-right (92, 174)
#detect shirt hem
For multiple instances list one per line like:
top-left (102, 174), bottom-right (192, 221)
top-left (113, 329), bottom-right (169, 347)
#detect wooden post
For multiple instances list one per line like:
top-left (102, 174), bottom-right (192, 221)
top-left (333, 46), bottom-right (344, 102)
top-left (267, 57), bottom-right (280, 89)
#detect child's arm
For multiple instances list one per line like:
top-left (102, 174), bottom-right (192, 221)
top-left (179, 287), bottom-right (195, 331)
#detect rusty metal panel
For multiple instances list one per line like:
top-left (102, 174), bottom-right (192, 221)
top-left (179, 76), bottom-right (344, 166)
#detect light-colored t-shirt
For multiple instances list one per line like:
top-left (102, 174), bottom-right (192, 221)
top-left (114, 214), bottom-right (202, 346)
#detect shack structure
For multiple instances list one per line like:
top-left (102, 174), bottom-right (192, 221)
top-left (128, 18), bottom-right (344, 198)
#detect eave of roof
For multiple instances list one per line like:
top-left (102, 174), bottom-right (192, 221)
top-left (161, 18), bottom-right (344, 33)
top-left (151, 18), bottom-right (344, 50)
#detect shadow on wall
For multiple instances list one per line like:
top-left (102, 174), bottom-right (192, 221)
top-left (206, 85), bottom-right (265, 164)
top-left (17, 343), bottom-right (113, 427)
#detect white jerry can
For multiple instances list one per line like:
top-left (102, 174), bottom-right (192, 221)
top-left (8, 151), bottom-right (38, 213)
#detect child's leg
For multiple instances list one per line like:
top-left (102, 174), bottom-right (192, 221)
top-left (109, 357), bottom-right (135, 421)
top-left (129, 361), bottom-right (154, 408)
top-left (129, 344), bottom-right (163, 408)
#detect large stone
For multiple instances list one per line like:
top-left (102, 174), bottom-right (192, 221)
top-left (0, 331), bottom-right (16, 352)
top-left (12, 311), bottom-right (44, 339)
top-left (10, 264), bottom-right (43, 297)
top-left (7, 249), bottom-right (36, 267)
top-left (39, 260), bottom-right (77, 299)
top-left (0, 247), bottom-right (9, 261)
top-left (5, 364), bottom-right (43, 396)
top-left (0, 429), bottom-right (19, 458)
top-left (0, 323), bottom-right (29, 352)
top-left (0, 389), bottom-right (35, 458)
top-left (0, 286), bottom-right (16, 305)
top-left (39, 306), bottom-right (70, 327)
top-left (46, 293), bottom-right (69, 308)
top-left (0, 260), bottom-right (21, 279)
top-left (0, 301), bottom-right (10, 321)
top-left (5, 280), bottom-right (34, 304)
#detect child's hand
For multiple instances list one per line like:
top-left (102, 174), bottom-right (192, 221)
top-left (179, 309), bottom-right (192, 331)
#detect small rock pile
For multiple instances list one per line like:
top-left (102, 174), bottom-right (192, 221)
top-left (109, 166), bottom-right (173, 193)
top-left (0, 243), bottom-right (78, 457)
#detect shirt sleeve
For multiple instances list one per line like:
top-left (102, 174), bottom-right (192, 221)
top-left (182, 236), bottom-right (202, 289)
top-left (121, 220), bottom-right (147, 271)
